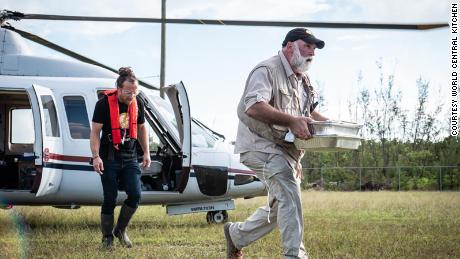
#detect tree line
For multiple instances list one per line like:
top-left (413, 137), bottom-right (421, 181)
top-left (302, 61), bottom-right (460, 191)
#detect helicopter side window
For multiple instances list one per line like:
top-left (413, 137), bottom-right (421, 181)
top-left (10, 108), bottom-right (35, 144)
top-left (63, 96), bottom-right (91, 139)
top-left (40, 95), bottom-right (60, 137)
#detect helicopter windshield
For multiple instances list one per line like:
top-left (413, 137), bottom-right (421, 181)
top-left (147, 94), bottom-right (217, 149)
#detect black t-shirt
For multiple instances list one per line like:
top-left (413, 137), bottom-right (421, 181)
top-left (92, 95), bottom-right (145, 160)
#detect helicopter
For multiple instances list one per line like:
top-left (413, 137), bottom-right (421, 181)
top-left (0, 25), bottom-right (265, 224)
top-left (0, 9), bottom-right (448, 223)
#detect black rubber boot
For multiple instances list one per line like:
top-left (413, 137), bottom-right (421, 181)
top-left (100, 214), bottom-right (114, 249)
top-left (113, 204), bottom-right (137, 248)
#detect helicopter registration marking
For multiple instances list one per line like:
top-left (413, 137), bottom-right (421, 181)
top-left (191, 205), bottom-right (214, 212)
top-left (167, 200), bottom-right (235, 215)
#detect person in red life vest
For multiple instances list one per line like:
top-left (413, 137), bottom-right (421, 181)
top-left (90, 67), bottom-right (151, 249)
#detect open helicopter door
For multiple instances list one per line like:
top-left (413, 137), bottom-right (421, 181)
top-left (164, 82), bottom-right (192, 193)
top-left (27, 84), bottom-right (63, 197)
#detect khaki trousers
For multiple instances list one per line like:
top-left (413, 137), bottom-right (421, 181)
top-left (229, 151), bottom-right (308, 259)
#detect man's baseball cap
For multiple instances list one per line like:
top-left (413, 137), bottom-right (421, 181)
top-left (282, 28), bottom-right (325, 49)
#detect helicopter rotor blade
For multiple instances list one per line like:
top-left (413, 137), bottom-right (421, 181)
top-left (165, 19), bottom-right (448, 30)
top-left (1, 24), bottom-right (160, 90)
top-left (4, 11), bottom-right (449, 30)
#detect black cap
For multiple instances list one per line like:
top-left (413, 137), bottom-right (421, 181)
top-left (282, 28), bottom-right (325, 49)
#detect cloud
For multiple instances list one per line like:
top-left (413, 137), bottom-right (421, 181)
top-left (166, 0), bottom-right (449, 26)
top-left (13, 1), bottom-right (316, 41)
top-left (3, 0), bottom-right (161, 16)
top-left (345, 0), bottom-right (447, 23)
top-left (3, 0), bottom-right (161, 36)
top-left (47, 22), bottom-right (135, 36)
top-left (167, 0), bottom-right (331, 20)
top-left (350, 45), bottom-right (370, 51)
top-left (3, 0), bottom-right (447, 38)
top-left (337, 33), bottom-right (383, 42)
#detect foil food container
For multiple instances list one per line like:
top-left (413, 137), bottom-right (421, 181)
top-left (310, 120), bottom-right (362, 136)
top-left (294, 121), bottom-right (363, 151)
top-left (294, 135), bottom-right (362, 151)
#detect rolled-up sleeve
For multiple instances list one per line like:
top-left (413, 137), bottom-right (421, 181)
top-left (243, 67), bottom-right (273, 111)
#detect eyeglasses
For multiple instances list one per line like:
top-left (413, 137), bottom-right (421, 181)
top-left (121, 89), bottom-right (139, 96)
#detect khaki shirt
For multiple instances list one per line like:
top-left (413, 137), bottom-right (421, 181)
top-left (234, 50), bottom-right (310, 155)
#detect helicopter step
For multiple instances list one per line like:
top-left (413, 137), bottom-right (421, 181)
top-left (166, 200), bottom-right (234, 223)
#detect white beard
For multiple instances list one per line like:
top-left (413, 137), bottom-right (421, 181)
top-left (291, 43), bottom-right (313, 73)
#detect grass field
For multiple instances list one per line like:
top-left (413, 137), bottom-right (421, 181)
top-left (1, 192), bottom-right (459, 258)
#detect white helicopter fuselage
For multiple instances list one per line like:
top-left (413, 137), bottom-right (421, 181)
top-left (0, 29), bottom-right (265, 221)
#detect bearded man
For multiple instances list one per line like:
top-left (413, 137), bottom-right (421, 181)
top-left (224, 28), bottom-right (329, 259)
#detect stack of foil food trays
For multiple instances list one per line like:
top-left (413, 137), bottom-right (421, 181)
top-left (294, 121), bottom-right (363, 151)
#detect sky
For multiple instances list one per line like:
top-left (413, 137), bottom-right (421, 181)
top-left (2, 0), bottom-right (454, 142)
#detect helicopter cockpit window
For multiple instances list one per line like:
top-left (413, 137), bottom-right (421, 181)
top-left (148, 94), bottom-right (179, 136)
top-left (191, 121), bottom-right (217, 148)
top-left (147, 94), bottom-right (216, 148)
top-left (63, 96), bottom-right (91, 139)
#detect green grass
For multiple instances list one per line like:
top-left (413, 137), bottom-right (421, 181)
top-left (1, 192), bottom-right (459, 258)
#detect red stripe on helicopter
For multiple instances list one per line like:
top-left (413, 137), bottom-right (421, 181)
top-left (45, 152), bottom-right (256, 175)
top-left (47, 153), bottom-right (90, 163)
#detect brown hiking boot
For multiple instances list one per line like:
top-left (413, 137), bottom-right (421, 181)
top-left (224, 222), bottom-right (243, 259)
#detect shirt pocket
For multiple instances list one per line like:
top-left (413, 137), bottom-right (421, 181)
top-left (278, 87), bottom-right (293, 109)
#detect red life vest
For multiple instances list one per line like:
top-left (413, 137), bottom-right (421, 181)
top-left (104, 89), bottom-right (138, 148)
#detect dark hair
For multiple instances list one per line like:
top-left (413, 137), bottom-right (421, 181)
top-left (116, 67), bottom-right (137, 88)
